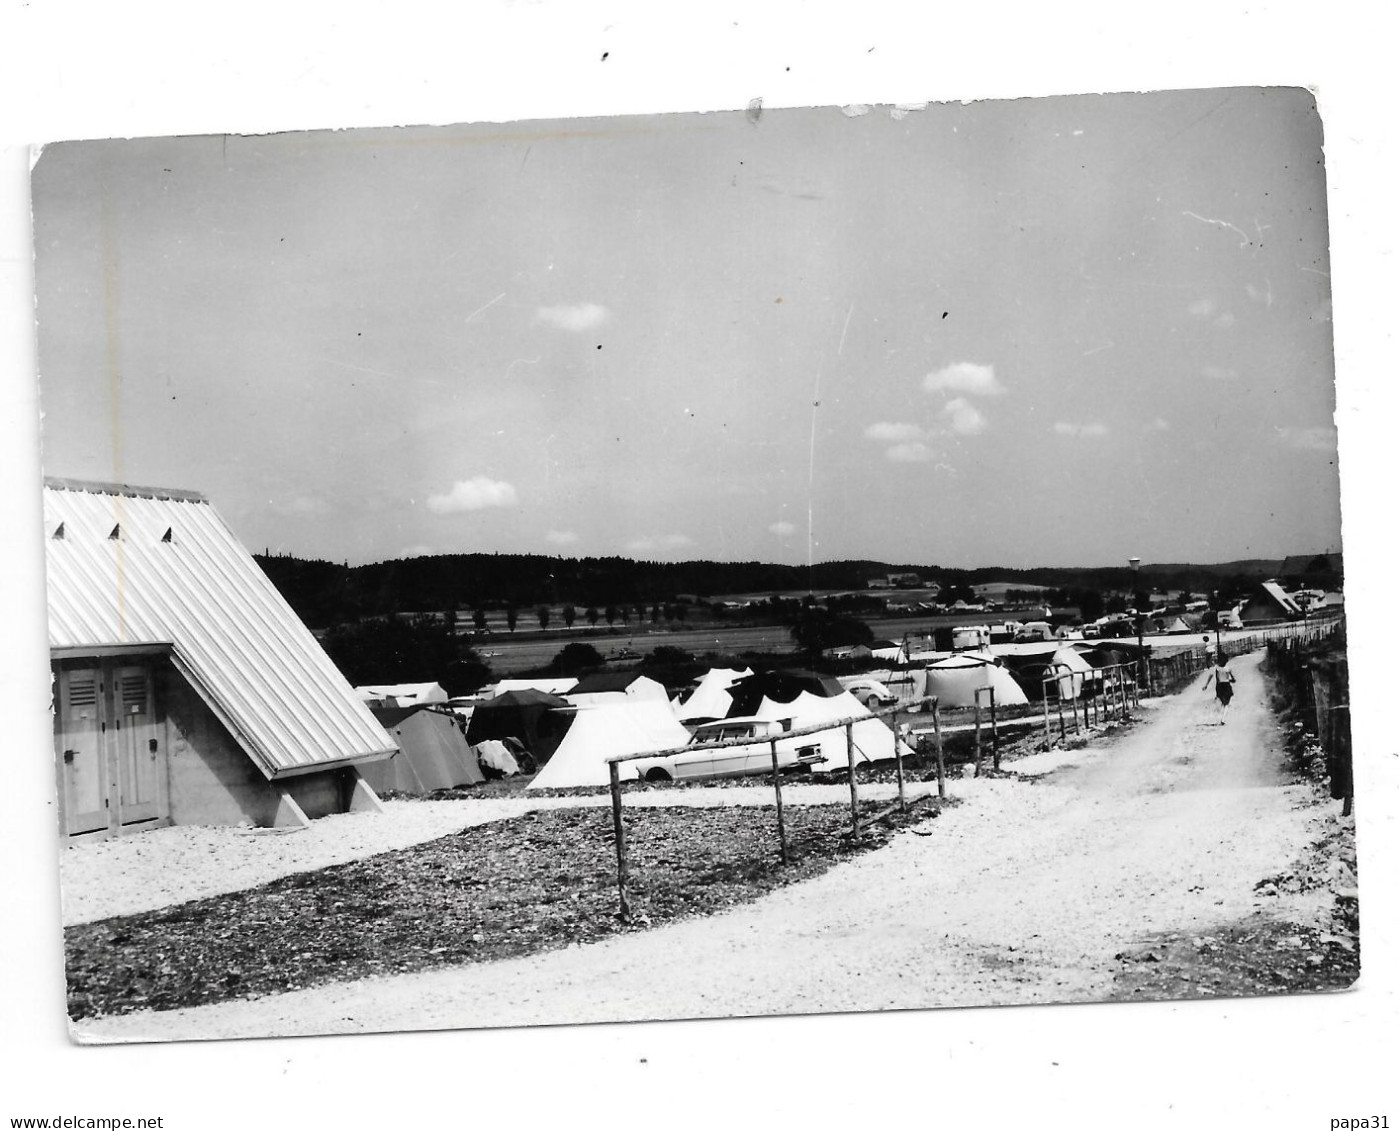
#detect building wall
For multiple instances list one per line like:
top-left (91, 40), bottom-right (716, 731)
top-left (158, 665), bottom-right (354, 827)
top-left (159, 666), bottom-right (284, 826)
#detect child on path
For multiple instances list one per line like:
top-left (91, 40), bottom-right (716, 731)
top-left (1202, 652), bottom-right (1236, 723)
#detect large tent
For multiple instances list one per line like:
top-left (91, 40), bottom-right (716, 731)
top-left (491, 677), bottom-right (578, 697)
top-left (358, 705), bottom-right (484, 795)
top-left (725, 669), bottom-right (846, 718)
top-left (740, 689), bottom-right (908, 772)
top-left (464, 689), bottom-right (572, 767)
top-left (915, 653), bottom-right (1028, 709)
top-left (526, 700), bottom-right (692, 790)
top-left (676, 667), bottom-right (753, 724)
top-left (355, 682), bottom-right (448, 709)
top-left (1000, 646), bottom-right (1098, 700)
top-left (566, 672), bottom-right (670, 708)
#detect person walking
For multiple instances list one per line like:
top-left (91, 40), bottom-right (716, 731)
top-left (1202, 652), bottom-right (1237, 724)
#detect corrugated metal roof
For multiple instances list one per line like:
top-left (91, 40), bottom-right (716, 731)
top-left (43, 478), bottom-right (396, 779)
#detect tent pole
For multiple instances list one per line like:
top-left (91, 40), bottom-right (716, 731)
top-left (608, 762), bottom-right (630, 921)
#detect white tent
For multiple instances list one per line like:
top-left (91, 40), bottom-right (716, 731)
top-left (915, 653), bottom-right (1028, 709)
top-left (1046, 647), bottom-right (1097, 699)
top-left (355, 682), bottom-right (449, 708)
top-left (491, 677), bottom-right (578, 697)
top-left (566, 673), bottom-right (670, 708)
top-left (746, 690), bottom-right (909, 772)
top-left (472, 738), bottom-right (521, 777)
top-left (526, 700), bottom-right (692, 790)
top-left (677, 667), bottom-right (753, 723)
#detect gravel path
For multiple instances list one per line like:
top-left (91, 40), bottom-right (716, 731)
top-left (59, 782), bottom-right (939, 925)
top-left (74, 653), bottom-right (1339, 1042)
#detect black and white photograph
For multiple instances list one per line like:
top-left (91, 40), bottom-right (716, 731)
top-left (3, 6), bottom-right (1395, 1129)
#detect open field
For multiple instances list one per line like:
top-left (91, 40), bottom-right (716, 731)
top-left (466, 617), bottom-right (1248, 675)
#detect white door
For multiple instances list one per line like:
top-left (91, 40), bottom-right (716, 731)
top-left (112, 664), bottom-right (166, 826)
top-left (57, 668), bottom-right (108, 835)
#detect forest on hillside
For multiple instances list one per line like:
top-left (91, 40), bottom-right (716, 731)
top-left (253, 550), bottom-right (1338, 631)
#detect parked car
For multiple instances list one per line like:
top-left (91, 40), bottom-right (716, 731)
top-left (840, 677), bottom-right (897, 710)
top-left (633, 717), bottom-right (823, 783)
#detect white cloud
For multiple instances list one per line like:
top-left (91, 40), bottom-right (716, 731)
top-left (924, 362), bottom-right (1004, 397)
top-left (545, 530), bottom-right (579, 546)
top-left (1214, 311), bottom-right (1236, 329)
top-left (1276, 425), bottom-right (1338, 452)
top-left (886, 441), bottom-right (933, 462)
top-left (942, 398), bottom-right (988, 436)
top-left (1053, 422), bottom-right (1109, 437)
top-left (426, 477), bottom-right (519, 514)
top-left (398, 544), bottom-right (433, 559)
top-left (1202, 365), bottom-right (1237, 381)
top-left (769, 521), bottom-right (797, 537)
top-left (1148, 418), bottom-right (1171, 432)
top-left (269, 494), bottom-right (328, 517)
top-left (1187, 298), bottom-right (1215, 317)
top-left (535, 303), bottom-right (611, 332)
top-left (864, 421), bottom-right (924, 442)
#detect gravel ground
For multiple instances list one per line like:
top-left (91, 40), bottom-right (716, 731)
top-left (73, 651), bottom-right (1350, 1042)
top-left (58, 782), bottom-right (940, 925)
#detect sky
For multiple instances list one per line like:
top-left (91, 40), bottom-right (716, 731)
top-left (31, 87), bottom-right (1339, 570)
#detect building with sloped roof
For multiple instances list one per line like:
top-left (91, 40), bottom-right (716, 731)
top-left (44, 478), bottom-right (395, 840)
top-left (1238, 579), bottom-right (1302, 625)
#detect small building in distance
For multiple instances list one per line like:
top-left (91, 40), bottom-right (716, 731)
top-left (1238, 579), bottom-right (1303, 625)
top-left (45, 478), bottom-right (395, 840)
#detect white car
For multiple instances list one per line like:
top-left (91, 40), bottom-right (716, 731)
top-left (840, 677), bottom-right (898, 710)
top-left (634, 717), bottom-right (823, 783)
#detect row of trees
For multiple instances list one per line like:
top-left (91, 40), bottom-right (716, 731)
top-left (263, 550), bottom-right (1303, 632)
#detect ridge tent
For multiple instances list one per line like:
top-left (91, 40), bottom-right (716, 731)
top-left (464, 689), bottom-right (572, 767)
top-left (355, 682), bottom-right (448, 709)
top-left (915, 653), bottom-right (1028, 709)
top-left (1000, 646), bottom-right (1097, 701)
top-left (526, 701), bottom-right (692, 790)
top-left (566, 672), bottom-right (670, 708)
top-left (739, 689), bottom-right (909, 772)
top-left (358, 705), bottom-right (485, 794)
top-left (726, 669), bottom-right (845, 718)
top-left (676, 667), bottom-right (754, 724)
top-left (491, 677), bottom-right (578, 697)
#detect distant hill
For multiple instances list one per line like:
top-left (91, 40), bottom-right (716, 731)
top-left (255, 549), bottom-right (1334, 630)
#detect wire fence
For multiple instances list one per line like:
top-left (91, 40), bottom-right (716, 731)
top-left (1264, 619), bottom-right (1351, 813)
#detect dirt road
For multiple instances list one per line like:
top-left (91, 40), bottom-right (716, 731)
top-left (75, 651), bottom-right (1350, 1042)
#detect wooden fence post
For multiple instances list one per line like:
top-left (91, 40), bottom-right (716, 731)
top-left (933, 702), bottom-right (946, 799)
top-left (973, 694), bottom-right (983, 777)
top-left (846, 721), bottom-right (860, 837)
top-left (894, 724), bottom-right (907, 811)
top-left (990, 686), bottom-right (1000, 772)
top-left (608, 762), bottom-right (630, 921)
top-left (769, 737), bottom-right (788, 864)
